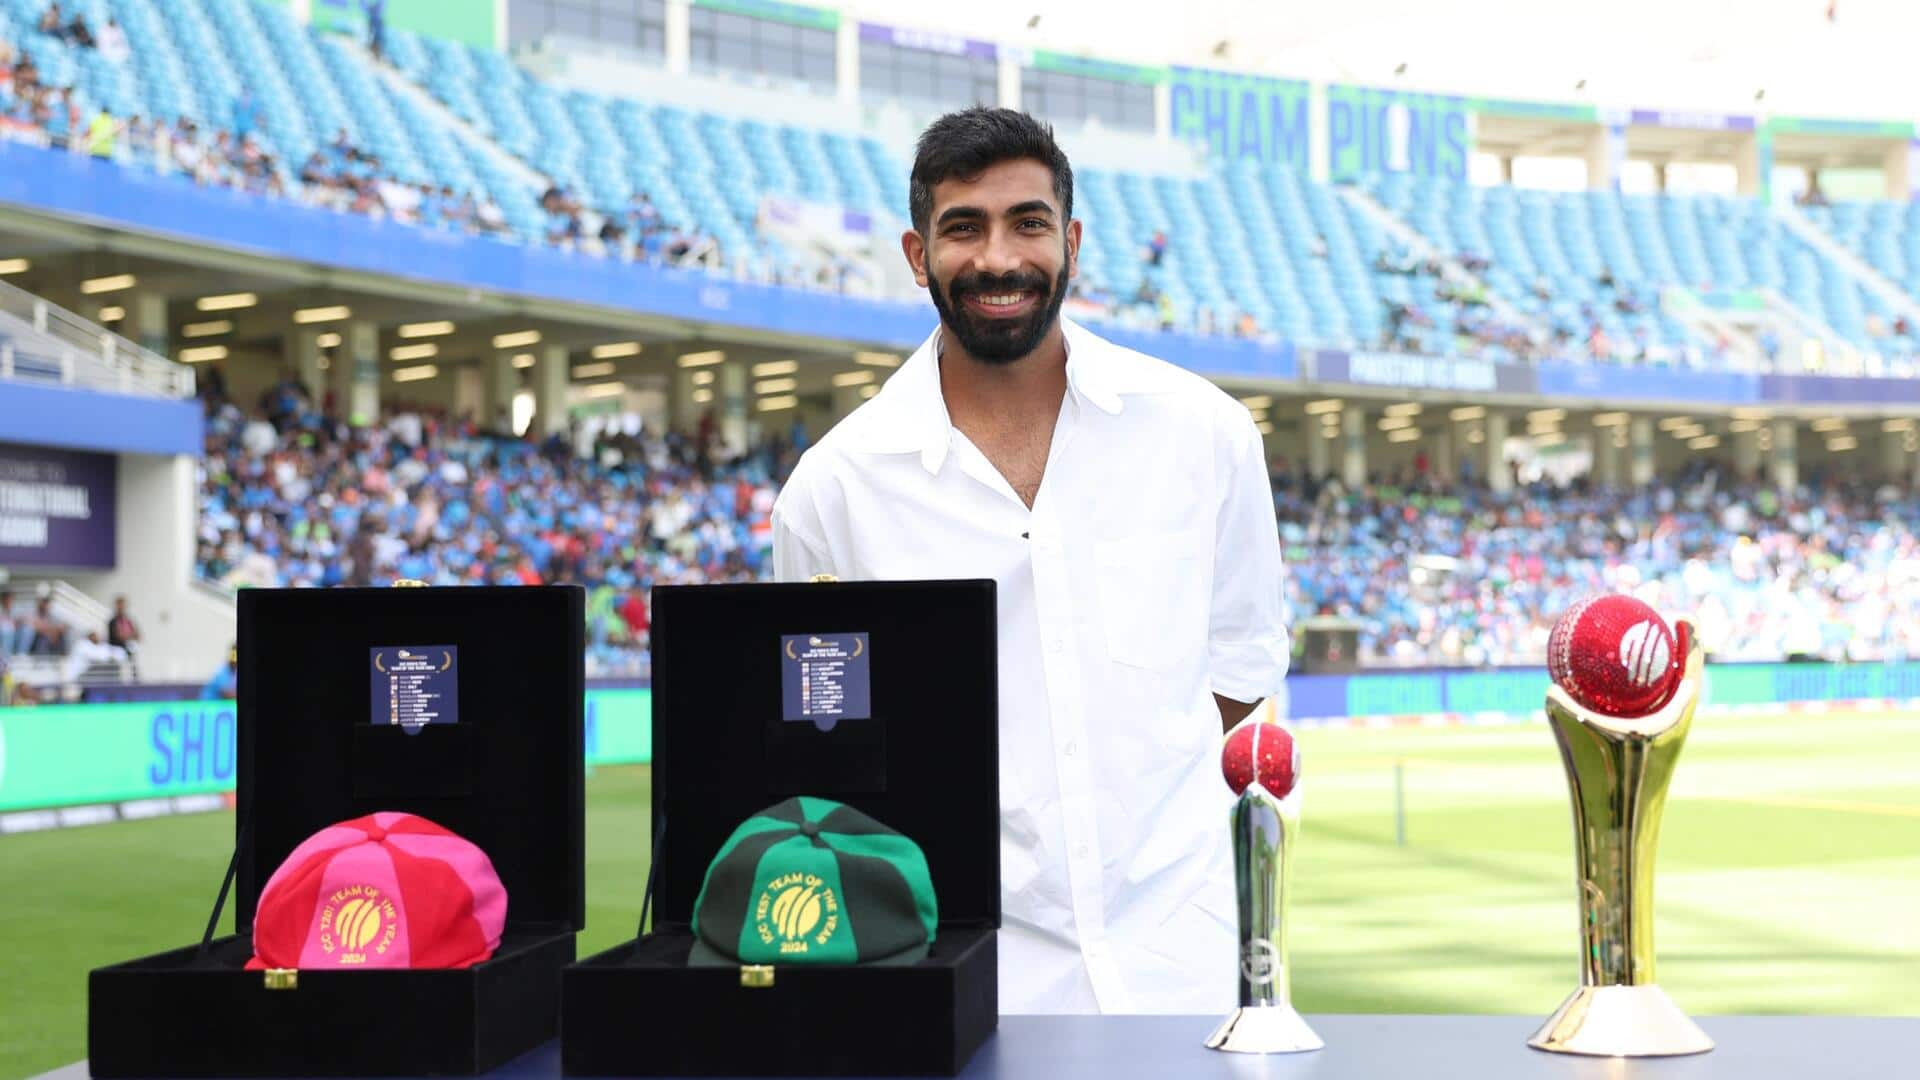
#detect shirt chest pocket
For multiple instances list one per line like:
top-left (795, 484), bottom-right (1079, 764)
top-left (1093, 527), bottom-right (1211, 671)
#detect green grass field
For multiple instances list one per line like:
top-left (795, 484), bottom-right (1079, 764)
top-left (5, 708), bottom-right (1917, 1077)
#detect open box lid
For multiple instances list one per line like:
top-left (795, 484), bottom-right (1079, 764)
top-left (233, 586), bottom-right (585, 936)
top-left (649, 579), bottom-right (1000, 933)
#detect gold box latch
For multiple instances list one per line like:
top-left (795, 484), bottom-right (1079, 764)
top-left (392, 579), bottom-right (428, 588)
top-left (263, 968), bottom-right (298, 991)
top-left (809, 574), bottom-right (838, 584)
top-left (739, 965), bottom-right (775, 989)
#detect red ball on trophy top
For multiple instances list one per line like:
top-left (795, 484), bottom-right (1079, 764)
top-left (1221, 719), bottom-right (1299, 798)
top-left (1547, 594), bottom-right (1685, 718)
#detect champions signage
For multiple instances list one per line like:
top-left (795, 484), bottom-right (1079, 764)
top-left (0, 441), bottom-right (115, 568)
top-left (1326, 84), bottom-right (1472, 182)
top-left (1169, 67), bottom-right (1311, 167)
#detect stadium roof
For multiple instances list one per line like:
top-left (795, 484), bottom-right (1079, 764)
top-left (857, 0), bottom-right (1917, 124)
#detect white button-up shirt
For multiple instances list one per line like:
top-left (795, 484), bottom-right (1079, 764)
top-left (770, 318), bottom-right (1288, 1014)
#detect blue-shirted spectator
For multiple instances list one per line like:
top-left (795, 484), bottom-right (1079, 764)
top-left (230, 88), bottom-right (260, 139)
top-left (202, 644), bottom-right (238, 700)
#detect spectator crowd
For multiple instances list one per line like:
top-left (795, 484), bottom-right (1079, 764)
top-left (187, 374), bottom-right (1920, 676)
top-left (1273, 459), bottom-right (1920, 667)
top-left (7, 379), bottom-right (1920, 693)
top-left (193, 376), bottom-right (793, 676)
top-left (1, 19), bottom-right (737, 272)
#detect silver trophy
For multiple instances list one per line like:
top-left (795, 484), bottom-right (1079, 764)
top-left (1205, 773), bottom-right (1323, 1054)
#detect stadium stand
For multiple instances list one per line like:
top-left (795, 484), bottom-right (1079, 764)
top-left (7, 0), bottom-right (1917, 371)
top-left (6, 0), bottom-right (1920, 682)
top-left (1365, 175), bottom-right (1915, 366)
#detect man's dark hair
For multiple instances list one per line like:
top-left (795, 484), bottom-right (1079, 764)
top-left (909, 107), bottom-right (1073, 234)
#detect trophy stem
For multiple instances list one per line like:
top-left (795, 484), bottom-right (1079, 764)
top-left (1204, 783), bottom-right (1323, 1054)
top-left (1530, 625), bottom-right (1712, 1057)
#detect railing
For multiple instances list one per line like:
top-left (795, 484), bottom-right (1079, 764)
top-left (3, 653), bottom-right (137, 703)
top-left (0, 579), bottom-right (130, 704)
top-left (0, 277), bottom-right (195, 399)
top-left (4, 578), bottom-right (112, 637)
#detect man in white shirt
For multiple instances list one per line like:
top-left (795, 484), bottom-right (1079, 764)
top-left (770, 108), bottom-right (1287, 1015)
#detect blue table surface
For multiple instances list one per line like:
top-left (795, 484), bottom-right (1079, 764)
top-left (44, 1014), bottom-right (1920, 1080)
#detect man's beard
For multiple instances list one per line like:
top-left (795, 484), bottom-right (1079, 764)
top-left (927, 263), bottom-right (1071, 365)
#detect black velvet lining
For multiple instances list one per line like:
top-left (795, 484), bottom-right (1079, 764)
top-left (88, 586), bottom-right (587, 1078)
top-left (561, 929), bottom-right (996, 1077)
top-left (236, 586), bottom-right (586, 935)
top-left (90, 927), bottom-right (576, 1077)
top-left (649, 581), bottom-right (1000, 934)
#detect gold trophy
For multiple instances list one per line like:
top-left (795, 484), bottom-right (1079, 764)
top-left (1530, 611), bottom-right (1713, 1057)
top-left (1206, 720), bottom-right (1323, 1054)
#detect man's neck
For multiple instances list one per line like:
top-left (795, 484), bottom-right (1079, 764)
top-left (937, 324), bottom-right (1069, 430)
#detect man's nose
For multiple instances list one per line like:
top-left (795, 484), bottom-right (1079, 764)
top-left (972, 227), bottom-right (1025, 277)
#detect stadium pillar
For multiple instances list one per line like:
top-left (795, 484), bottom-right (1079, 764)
top-left (1341, 405), bottom-right (1366, 487)
top-left (1881, 427), bottom-right (1911, 485)
top-left (720, 360), bottom-right (749, 456)
top-left (1885, 141), bottom-right (1913, 201)
top-left (1584, 126), bottom-right (1612, 191)
top-left (830, 382), bottom-right (865, 424)
top-left (1734, 427), bottom-right (1762, 482)
top-left (1486, 411), bottom-right (1510, 493)
top-left (337, 320), bottom-right (379, 424)
top-left (284, 328), bottom-right (323, 405)
top-left (453, 364), bottom-right (484, 426)
top-left (835, 18), bottom-right (858, 104)
top-left (670, 368), bottom-right (704, 434)
top-left (1595, 428), bottom-right (1623, 488)
top-left (486, 350), bottom-right (521, 435)
top-left (1736, 133), bottom-right (1762, 198)
top-left (1771, 419), bottom-right (1799, 490)
top-left (664, 0), bottom-right (690, 74)
top-left (1306, 413), bottom-right (1330, 480)
top-left (123, 291), bottom-right (168, 356)
top-left (997, 55), bottom-right (1021, 111)
top-left (535, 343), bottom-right (569, 439)
top-left (1630, 416), bottom-right (1655, 486)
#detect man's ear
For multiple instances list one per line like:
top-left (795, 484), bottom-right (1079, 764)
top-left (902, 229), bottom-right (930, 289)
top-left (1066, 218), bottom-right (1083, 282)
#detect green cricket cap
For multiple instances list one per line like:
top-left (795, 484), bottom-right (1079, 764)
top-left (688, 796), bottom-right (938, 967)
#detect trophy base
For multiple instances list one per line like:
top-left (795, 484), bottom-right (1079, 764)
top-left (1204, 1004), bottom-right (1325, 1054)
top-left (1528, 984), bottom-right (1714, 1057)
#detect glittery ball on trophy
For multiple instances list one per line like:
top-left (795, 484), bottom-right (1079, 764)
top-left (1204, 718), bottom-right (1323, 1055)
top-left (1530, 595), bottom-right (1713, 1058)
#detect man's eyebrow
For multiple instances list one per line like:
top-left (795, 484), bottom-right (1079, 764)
top-left (934, 201), bottom-right (1057, 227)
top-left (936, 205), bottom-right (986, 227)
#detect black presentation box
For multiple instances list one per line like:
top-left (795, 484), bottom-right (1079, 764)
top-left (562, 580), bottom-right (1000, 1077)
top-left (89, 586), bottom-right (586, 1077)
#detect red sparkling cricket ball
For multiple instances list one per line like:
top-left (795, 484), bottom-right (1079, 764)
top-left (1221, 720), bottom-right (1299, 798)
top-left (1547, 594), bottom-right (1685, 718)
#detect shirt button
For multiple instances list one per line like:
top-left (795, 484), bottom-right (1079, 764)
top-left (1063, 741), bottom-right (1077, 756)
top-left (1047, 637), bottom-right (1064, 653)
top-left (1075, 843), bottom-right (1090, 859)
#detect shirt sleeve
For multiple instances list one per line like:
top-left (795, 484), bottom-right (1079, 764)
top-left (1208, 411), bottom-right (1289, 703)
top-left (771, 464), bottom-right (837, 583)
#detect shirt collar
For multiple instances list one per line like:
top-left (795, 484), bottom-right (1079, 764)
top-left (838, 317), bottom-right (1127, 474)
